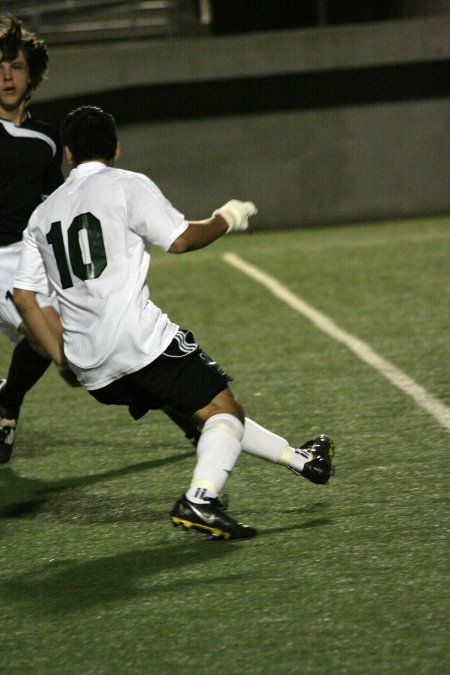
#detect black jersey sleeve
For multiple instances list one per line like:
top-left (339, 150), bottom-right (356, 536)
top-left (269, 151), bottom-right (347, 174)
top-left (37, 119), bottom-right (64, 197)
top-left (44, 133), bottom-right (64, 197)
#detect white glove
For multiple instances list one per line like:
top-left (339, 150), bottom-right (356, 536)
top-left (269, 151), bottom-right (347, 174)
top-left (213, 199), bottom-right (258, 233)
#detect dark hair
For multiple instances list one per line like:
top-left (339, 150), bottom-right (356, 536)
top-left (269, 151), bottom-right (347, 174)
top-left (61, 106), bottom-right (118, 165)
top-left (0, 14), bottom-right (48, 97)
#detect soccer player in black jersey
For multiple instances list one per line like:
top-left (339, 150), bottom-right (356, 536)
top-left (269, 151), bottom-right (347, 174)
top-left (0, 14), bottom-right (202, 462)
top-left (0, 14), bottom-right (66, 463)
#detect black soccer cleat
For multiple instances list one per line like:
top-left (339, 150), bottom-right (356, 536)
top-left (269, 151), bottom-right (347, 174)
top-left (170, 494), bottom-right (257, 540)
top-left (0, 411), bottom-right (16, 465)
top-left (0, 380), bottom-right (16, 465)
top-left (290, 434), bottom-right (335, 485)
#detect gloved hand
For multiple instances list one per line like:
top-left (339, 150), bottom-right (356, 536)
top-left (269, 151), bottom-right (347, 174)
top-left (213, 199), bottom-right (258, 233)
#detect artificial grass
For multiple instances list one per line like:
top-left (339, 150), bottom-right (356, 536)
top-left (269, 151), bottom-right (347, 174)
top-left (1, 217), bottom-right (448, 674)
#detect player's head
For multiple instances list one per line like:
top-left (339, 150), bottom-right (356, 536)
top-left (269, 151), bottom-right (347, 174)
top-left (62, 105), bottom-right (119, 166)
top-left (0, 14), bottom-right (48, 99)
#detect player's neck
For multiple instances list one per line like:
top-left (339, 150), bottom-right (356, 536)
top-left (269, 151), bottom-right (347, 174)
top-left (0, 102), bottom-right (28, 126)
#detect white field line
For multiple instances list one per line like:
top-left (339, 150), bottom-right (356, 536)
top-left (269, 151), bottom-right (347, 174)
top-left (223, 252), bottom-right (450, 433)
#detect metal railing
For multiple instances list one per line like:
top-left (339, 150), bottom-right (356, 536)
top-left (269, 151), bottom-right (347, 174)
top-left (0, 0), bottom-right (211, 44)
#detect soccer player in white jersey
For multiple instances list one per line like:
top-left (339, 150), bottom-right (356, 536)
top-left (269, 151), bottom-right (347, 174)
top-left (14, 105), bottom-right (335, 540)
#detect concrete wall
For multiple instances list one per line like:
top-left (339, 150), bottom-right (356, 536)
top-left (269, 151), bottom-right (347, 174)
top-left (33, 16), bottom-right (450, 227)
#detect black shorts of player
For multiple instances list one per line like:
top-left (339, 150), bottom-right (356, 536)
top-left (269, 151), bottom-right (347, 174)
top-left (89, 329), bottom-right (232, 420)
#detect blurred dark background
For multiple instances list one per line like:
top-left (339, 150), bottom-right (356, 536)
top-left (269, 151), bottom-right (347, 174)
top-left (3, 0), bottom-right (450, 44)
top-left (208, 0), bottom-right (438, 33)
top-left (4, 0), bottom-right (449, 226)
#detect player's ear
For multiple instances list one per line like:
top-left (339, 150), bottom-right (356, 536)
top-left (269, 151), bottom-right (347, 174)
top-left (114, 141), bottom-right (121, 161)
top-left (64, 146), bottom-right (76, 167)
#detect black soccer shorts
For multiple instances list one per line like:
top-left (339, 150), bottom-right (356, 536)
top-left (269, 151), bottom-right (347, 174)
top-left (89, 329), bottom-right (232, 419)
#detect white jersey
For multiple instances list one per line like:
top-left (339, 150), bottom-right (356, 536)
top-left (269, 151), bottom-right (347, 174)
top-left (14, 161), bottom-right (189, 390)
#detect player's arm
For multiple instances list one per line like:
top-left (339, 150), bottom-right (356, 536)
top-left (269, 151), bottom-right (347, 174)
top-left (13, 289), bottom-right (65, 369)
top-left (169, 200), bottom-right (257, 254)
top-left (44, 131), bottom-right (64, 195)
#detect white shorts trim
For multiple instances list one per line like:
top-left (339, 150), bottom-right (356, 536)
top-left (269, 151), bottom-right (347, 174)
top-left (0, 242), bottom-right (58, 344)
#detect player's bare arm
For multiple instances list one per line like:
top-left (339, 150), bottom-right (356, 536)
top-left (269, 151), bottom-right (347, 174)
top-left (169, 200), bottom-right (257, 254)
top-left (13, 289), bottom-right (65, 369)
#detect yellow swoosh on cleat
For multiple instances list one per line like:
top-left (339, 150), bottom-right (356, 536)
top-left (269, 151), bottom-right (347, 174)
top-left (171, 516), bottom-right (230, 539)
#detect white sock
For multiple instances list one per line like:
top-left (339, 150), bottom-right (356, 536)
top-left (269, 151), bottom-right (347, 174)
top-left (186, 413), bottom-right (244, 504)
top-left (241, 418), bottom-right (309, 473)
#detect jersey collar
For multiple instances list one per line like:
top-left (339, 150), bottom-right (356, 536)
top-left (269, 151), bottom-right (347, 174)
top-left (70, 161), bottom-right (109, 178)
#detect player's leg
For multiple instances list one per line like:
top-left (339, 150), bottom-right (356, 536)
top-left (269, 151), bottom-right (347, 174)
top-left (241, 418), bottom-right (335, 485)
top-left (156, 334), bottom-right (255, 539)
top-left (161, 405), bottom-right (201, 447)
top-left (0, 285), bottom-right (60, 463)
top-left (0, 245), bottom-right (62, 462)
top-left (0, 337), bottom-right (52, 464)
top-left (171, 387), bottom-right (256, 540)
top-left (158, 399), bottom-right (335, 482)
top-left (187, 387), bottom-right (244, 502)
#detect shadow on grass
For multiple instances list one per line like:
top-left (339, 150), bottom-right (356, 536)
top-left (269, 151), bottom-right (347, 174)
top-left (258, 518), bottom-right (332, 536)
top-left (0, 542), bottom-right (243, 614)
top-left (1, 516), bottom-right (332, 615)
top-left (0, 451), bottom-right (193, 519)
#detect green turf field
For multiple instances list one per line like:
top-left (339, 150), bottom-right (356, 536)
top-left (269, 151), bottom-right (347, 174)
top-left (1, 216), bottom-right (449, 674)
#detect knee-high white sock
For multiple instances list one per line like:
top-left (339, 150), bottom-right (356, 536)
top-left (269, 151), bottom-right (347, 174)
top-left (186, 413), bottom-right (244, 503)
top-left (241, 418), bottom-right (309, 474)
